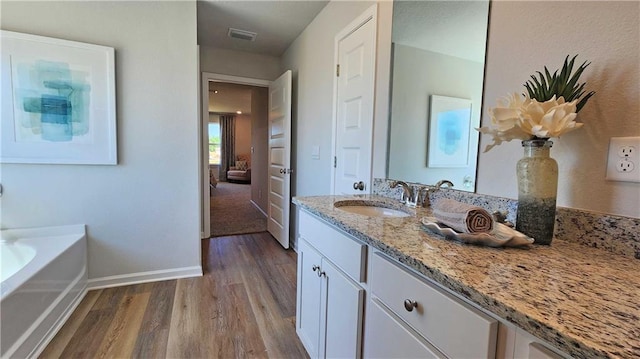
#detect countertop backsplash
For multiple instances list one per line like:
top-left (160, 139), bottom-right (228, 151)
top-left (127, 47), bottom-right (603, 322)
top-left (373, 178), bottom-right (640, 259)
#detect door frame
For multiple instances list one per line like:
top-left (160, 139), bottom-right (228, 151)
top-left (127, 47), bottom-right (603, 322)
top-left (330, 4), bottom-right (378, 195)
top-left (200, 72), bottom-right (270, 239)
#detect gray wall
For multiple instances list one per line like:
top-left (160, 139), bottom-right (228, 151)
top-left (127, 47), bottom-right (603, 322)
top-left (388, 45), bottom-right (484, 190)
top-left (200, 46), bottom-right (281, 81)
top-left (0, 1), bottom-right (201, 280)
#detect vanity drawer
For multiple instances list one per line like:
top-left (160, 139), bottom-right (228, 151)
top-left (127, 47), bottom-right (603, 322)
top-left (365, 297), bottom-right (445, 359)
top-left (370, 252), bottom-right (498, 358)
top-left (299, 210), bottom-right (366, 282)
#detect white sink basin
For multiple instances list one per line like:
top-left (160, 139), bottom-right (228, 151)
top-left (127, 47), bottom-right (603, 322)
top-left (334, 202), bottom-right (410, 218)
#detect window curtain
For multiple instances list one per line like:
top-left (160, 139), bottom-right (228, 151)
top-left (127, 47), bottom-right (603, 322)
top-left (219, 115), bottom-right (235, 181)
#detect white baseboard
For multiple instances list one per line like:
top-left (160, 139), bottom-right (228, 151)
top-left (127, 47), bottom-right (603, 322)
top-left (87, 266), bottom-right (202, 290)
top-left (250, 200), bottom-right (268, 218)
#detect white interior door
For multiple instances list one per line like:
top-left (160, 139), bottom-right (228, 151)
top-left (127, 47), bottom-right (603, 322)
top-left (268, 70), bottom-right (292, 249)
top-left (333, 7), bottom-right (377, 195)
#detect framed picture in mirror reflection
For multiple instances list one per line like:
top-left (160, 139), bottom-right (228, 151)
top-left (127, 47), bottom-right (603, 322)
top-left (427, 95), bottom-right (472, 168)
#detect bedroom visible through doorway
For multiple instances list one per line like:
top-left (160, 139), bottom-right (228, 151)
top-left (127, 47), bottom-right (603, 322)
top-left (205, 79), bottom-right (269, 238)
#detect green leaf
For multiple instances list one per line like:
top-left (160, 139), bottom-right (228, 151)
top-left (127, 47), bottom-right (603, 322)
top-left (522, 54), bottom-right (595, 112)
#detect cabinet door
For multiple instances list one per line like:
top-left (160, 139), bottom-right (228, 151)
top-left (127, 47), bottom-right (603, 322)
top-left (365, 298), bottom-right (444, 359)
top-left (296, 239), bottom-right (323, 358)
top-left (513, 327), bottom-right (565, 359)
top-left (321, 258), bottom-right (365, 359)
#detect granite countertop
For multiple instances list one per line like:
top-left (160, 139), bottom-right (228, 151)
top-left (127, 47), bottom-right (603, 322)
top-left (292, 194), bottom-right (640, 359)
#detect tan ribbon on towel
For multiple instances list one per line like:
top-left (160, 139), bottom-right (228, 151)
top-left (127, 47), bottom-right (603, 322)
top-left (432, 198), bottom-right (494, 233)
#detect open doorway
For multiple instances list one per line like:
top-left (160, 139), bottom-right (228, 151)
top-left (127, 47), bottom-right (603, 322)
top-left (202, 74), bottom-right (270, 238)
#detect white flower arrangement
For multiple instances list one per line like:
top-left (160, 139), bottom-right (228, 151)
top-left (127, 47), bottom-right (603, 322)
top-left (477, 55), bottom-right (595, 152)
top-left (477, 94), bottom-right (582, 152)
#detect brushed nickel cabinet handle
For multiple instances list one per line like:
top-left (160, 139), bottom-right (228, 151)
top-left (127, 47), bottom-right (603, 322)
top-left (404, 299), bottom-right (418, 312)
top-left (353, 181), bottom-right (365, 190)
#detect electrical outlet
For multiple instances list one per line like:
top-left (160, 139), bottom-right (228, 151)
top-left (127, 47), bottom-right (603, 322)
top-left (606, 136), bottom-right (640, 182)
top-left (618, 146), bottom-right (635, 158)
top-left (616, 159), bottom-right (634, 172)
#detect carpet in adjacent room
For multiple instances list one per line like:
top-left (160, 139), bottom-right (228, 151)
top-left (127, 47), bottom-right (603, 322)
top-left (210, 181), bottom-right (267, 237)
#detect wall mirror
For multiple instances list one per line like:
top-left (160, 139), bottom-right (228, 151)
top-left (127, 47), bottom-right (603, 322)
top-left (387, 0), bottom-right (490, 192)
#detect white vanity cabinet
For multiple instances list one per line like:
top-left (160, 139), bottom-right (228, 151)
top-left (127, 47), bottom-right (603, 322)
top-left (295, 208), bottom-right (570, 359)
top-left (365, 251), bottom-right (499, 358)
top-left (296, 210), bottom-right (367, 359)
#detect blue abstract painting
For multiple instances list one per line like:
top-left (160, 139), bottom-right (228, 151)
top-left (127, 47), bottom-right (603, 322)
top-left (428, 95), bottom-right (472, 167)
top-left (2, 30), bottom-right (116, 164)
top-left (436, 108), bottom-right (471, 155)
top-left (13, 60), bottom-right (91, 142)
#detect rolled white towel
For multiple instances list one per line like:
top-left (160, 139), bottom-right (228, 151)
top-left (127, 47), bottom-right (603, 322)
top-left (432, 198), bottom-right (494, 234)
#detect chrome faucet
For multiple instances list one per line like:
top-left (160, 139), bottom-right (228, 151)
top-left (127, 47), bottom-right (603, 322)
top-left (420, 180), bottom-right (454, 208)
top-left (389, 180), bottom-right (414, 205)
top-left (390, 181), bottom-right (432, 207)
top-left (415, 186), bottom-right (431, 208)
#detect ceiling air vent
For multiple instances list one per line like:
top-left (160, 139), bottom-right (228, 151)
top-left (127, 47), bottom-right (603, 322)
top-left (227, 28), bottom-right (257, 42)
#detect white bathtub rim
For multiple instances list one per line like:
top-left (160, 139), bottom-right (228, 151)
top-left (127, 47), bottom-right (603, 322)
top-left (0, 224), bottom-right (86, 300)
top-left (1, 224), bottom-right (85, 241)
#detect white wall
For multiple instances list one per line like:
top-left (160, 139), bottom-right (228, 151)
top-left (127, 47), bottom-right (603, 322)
top-left (281, 0), bottom-right (392, 197)
top-left (281, 1), bottom-right (392, 249)
top-left (200, 45), bottom-right (281, 81)
top-left (0, 1), bottom-right (201, 280)
top-left (388, 45), bottom-right (484, 190)
top-left (477, 1), bottom-right (639, 218)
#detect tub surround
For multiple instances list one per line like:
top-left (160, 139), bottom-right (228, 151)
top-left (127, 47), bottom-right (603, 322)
top-left (373, 178), bottom-right (640, 259)
top-left (0, 225), bottom-right (88, 359)
top-left (293, 194), bottom-right (640, 359)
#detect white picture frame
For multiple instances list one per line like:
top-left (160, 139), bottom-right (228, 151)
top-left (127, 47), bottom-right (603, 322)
top-left (427, 95), bottom-right (472, 168)
top-left (1, 30), bottom-right (116, 165)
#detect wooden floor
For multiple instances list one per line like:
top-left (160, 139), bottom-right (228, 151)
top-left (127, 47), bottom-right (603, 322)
top-left (40, 232), bottom-right (309, 359)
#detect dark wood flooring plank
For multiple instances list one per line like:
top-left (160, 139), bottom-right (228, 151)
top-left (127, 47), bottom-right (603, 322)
top-left (166, 277), bottom-right (215, 358)
top-left (209, 236), bottom-right (244, 286)
top-left (94, 292), bottom-right (150, 358)
top-left (91, 285), bottom-right (128, 310)
top-left (211, 283), bottom-right (268, 358)
top-left (39, 289), bottom-right (102, 359)
top-left (244, 233), bottom-right (298, 317)
top-left (237, 234), bottom-right (309, 358)
top-left (132, 280), bottom-right (177, 358)
top-left (57, 309), bottom-right (116, 358)
top-left (57, 286), bottom-right (129, 358)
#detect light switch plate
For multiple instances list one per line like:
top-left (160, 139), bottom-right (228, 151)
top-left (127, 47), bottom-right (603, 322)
top-left (311, 145), bottom-right (320, 160)
top-left (606, 136), bottom-right (640, 182)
